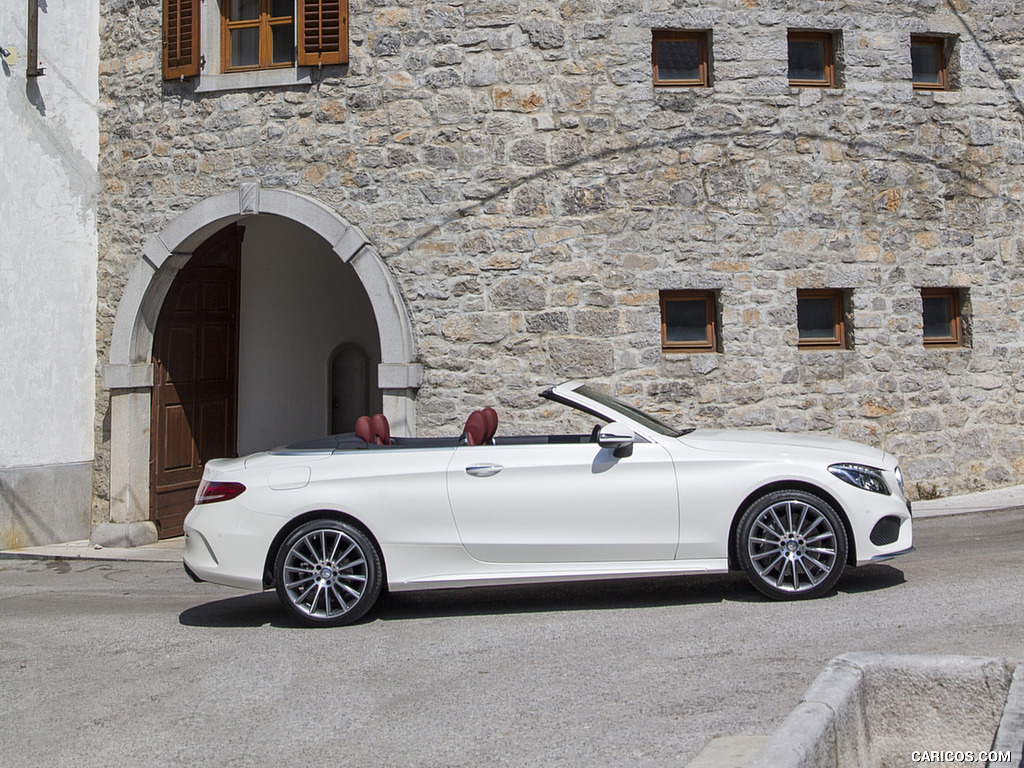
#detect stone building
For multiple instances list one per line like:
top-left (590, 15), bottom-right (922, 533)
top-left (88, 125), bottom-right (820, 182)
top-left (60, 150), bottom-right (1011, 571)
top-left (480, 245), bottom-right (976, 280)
top-left (7, 0), bottom-right (1024, 544)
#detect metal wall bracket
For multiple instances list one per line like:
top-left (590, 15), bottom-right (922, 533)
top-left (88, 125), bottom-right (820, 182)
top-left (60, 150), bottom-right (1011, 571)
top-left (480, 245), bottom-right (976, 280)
top-left (27, 0), bottom-right (45, 76)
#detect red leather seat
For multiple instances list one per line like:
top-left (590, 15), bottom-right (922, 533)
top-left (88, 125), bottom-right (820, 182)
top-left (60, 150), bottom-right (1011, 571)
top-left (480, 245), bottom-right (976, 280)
top-left (462, 411), bottom-right (487, 446)
top-left (371, 413), bottom-right (390, 445)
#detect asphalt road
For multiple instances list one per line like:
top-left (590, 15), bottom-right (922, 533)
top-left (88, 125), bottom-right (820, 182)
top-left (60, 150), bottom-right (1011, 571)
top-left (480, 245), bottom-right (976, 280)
top-left (1, 509), bottom-right (1022, 768)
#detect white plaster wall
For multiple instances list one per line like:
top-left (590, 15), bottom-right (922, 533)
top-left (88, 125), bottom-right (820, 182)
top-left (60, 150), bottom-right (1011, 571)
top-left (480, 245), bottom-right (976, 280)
top-left (0, 0), bottom-right (98, 467)
top-left (237, 215), bottom-right (381, 453)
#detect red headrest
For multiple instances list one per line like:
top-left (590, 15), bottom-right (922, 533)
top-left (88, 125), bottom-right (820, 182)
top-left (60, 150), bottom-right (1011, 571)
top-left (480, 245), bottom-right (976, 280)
top-left (355, 415), bottom-right (373, 444)
top-left (371, 413), bottom-right (390, 445)
top-left (481, 407), bottom-right (498, 444)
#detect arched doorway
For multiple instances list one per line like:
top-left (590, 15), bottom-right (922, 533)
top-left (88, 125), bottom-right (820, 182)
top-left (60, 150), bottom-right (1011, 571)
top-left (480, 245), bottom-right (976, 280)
top-left (98, 185), bottom-right (421, 546)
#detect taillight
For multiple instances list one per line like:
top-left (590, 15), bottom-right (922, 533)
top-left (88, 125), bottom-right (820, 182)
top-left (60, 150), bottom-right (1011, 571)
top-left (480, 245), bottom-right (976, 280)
top-left (195, 480), bottom-right (246, 504)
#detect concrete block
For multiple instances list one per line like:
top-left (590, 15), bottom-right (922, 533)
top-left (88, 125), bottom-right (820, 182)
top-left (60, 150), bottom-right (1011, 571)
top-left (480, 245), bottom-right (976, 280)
top-left (0, 463), bottom-right (93, 548)
top-left (90, 522), bottom-right (159, 549)
top-left (747, 653), bottom-right (1015, 768)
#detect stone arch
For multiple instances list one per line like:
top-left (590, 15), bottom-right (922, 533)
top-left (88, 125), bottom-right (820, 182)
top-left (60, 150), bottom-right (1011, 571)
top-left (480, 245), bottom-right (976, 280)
top-left (98, 185), bottom-right (420, 545)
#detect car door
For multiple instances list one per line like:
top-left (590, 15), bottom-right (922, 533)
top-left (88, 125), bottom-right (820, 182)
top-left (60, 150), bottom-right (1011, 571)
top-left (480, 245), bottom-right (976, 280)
top-left (446, 438), bottom-right (679, 563)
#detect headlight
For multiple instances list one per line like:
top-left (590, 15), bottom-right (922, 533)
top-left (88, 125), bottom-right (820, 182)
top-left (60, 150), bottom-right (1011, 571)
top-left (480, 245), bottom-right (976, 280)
top-left (829, 463), bottom-right (891, 495)
top-left (893, 465), bottom-right (905, 496)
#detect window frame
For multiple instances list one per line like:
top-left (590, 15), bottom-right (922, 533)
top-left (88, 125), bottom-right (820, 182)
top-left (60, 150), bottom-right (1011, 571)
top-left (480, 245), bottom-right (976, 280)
top-left (222, 0), bottom-right (296, 72)
top-left (921, 288), bottom-right (963, 347)
top-left (787, 30), bottom-right (836, 89)
top-left (911, 35), bottom-right (948, 91)
top-left (652, 29), bottom-right (710, 88)
top-left (660, 290), bottom-right (718, 353)
top-left (163, 0), bottom-right (349, 85)
top-left (797, 289), bottom-right (847, 350)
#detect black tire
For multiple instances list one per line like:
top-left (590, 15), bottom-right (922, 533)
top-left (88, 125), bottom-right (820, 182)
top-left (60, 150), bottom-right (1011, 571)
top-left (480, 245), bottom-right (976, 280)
top-left (735, 490), bottom-right (848, 600)
top-left (274, 519), bottom-right (383, 627)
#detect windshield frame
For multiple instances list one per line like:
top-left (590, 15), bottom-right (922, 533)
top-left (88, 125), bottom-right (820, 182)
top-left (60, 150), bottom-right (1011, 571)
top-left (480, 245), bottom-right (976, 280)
top-left (542, 382), bottom-right (691, 437)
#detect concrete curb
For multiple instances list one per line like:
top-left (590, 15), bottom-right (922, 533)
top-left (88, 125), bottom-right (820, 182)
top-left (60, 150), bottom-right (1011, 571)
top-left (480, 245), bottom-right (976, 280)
top-left (912, 485), bottom-right (1024, 519)
top-left (991, 662), bottom-right (1024, 768)
top-left (746, 653), bottom-right (1018, 768)
top-left (0, 537), bottom-right (185, 563)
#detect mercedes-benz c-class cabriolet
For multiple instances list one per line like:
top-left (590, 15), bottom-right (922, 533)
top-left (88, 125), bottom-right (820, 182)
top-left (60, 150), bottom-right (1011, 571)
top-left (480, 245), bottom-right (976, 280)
top-left (183, 381), bottom-right (914, 626)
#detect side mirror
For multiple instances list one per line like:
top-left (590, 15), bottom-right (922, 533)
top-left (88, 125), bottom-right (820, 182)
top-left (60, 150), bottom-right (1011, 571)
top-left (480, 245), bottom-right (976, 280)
top-left (597, 422), bottom-right (635, 457)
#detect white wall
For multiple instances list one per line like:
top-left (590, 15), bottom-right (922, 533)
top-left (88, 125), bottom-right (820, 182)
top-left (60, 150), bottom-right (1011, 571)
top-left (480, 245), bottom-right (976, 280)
top-left (0, 1), bottom-right (98, 544)
top-left (0, 0), bottom-right (98, 468)
top-left (236, 215), bottom-right (381, 453)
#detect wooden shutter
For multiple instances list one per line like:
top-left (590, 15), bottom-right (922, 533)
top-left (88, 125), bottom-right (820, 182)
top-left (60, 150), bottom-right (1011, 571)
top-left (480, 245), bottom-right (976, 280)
top-left (298, 0), bottom-right (348, 66)
top-left (163, 0), bottom-right (201, 79)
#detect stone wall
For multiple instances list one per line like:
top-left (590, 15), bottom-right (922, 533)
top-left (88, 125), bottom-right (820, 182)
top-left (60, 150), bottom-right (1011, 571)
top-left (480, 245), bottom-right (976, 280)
top-left (96, 0), bottom-right (1024, 509)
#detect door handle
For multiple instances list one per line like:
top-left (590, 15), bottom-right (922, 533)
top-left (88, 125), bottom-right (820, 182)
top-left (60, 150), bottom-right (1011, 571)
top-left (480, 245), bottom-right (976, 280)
top-left (465, 464), bottom-right (503, 477)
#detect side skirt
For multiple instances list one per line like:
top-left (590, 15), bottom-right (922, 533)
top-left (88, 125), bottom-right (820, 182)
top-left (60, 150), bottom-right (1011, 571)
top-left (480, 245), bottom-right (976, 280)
top-left (387, 558), bottom-right (729, 592)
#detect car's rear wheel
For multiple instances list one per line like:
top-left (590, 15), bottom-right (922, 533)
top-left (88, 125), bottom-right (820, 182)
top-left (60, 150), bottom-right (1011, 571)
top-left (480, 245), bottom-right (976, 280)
top-left (274, 520), bottom-right (382, 626)
top-left (736, 490), bottom-right (848, 600)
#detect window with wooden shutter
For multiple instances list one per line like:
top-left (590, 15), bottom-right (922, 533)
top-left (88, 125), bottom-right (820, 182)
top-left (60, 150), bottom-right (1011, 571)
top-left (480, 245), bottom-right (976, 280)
top-left (163, 0), bottom-right (201, 79)
top-left (222, 0), bottom-right (296, 72)
top-left (298, 0), bottom-right (348, 67)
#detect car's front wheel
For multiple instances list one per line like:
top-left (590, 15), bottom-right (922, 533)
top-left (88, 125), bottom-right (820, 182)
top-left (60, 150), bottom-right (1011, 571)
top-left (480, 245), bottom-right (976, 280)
top-left (274, 519), bottom-right (383, 627)
top-left (736, 490), bottom-right (848, 600)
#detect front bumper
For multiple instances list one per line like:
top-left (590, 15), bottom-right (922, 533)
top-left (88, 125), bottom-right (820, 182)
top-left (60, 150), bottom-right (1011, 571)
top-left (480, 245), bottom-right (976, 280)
top-left (870, 545), bottom-right (915, 562)
top-left (836, 478), bottom-right (914, 566)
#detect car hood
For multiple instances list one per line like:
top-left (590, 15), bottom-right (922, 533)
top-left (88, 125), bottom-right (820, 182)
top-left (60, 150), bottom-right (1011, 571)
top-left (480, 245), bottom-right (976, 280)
top-left (678, 429), bottom-right (889, 466)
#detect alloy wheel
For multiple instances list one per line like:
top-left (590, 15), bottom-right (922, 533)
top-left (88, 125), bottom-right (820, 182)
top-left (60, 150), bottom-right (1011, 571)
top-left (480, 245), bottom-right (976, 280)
top-left (278, 524), bottom-right (377, 624)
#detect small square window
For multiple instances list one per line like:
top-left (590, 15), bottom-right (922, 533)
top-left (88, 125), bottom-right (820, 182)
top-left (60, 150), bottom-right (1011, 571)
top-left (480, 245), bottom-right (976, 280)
top-left (922, 288), bottom-right (963, 347)
top-left (788, 30), bottom-right (837, 88)
top-left (660, 290), bottom-right (717, 352)
top-left (911, 36), bottom-right (948, 90)
top-left (652, 30), bottom-right (710, 87)
top-left (797, 290), bottom-right (846, 349)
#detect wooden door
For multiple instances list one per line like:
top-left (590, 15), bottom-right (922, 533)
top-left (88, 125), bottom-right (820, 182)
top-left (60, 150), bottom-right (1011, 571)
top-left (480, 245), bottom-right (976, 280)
top-left (150, 225), bottom-right (243, 538)
top-left (330, 344), bottom-right (370, 434)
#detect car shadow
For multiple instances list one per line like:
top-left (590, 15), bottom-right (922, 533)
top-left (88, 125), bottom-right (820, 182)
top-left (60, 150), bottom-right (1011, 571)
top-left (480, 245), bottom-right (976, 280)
top-left (179, 591), bottom-right (289, 628)
top-left (375, 572), bottom-right (754, 621)
top-left (178, 564), bottom-right (906, 628)
top-left (834, 563), bottom-right (907, 594)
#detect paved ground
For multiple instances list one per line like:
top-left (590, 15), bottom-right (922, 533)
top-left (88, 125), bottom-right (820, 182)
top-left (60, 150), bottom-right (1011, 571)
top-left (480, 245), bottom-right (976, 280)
top-left (1, 508), bottom-right (1022, 768)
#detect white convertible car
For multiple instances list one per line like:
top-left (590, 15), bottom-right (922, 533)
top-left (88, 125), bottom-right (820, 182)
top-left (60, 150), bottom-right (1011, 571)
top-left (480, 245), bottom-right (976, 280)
top-left (183, 382), bottom-right (914, 626)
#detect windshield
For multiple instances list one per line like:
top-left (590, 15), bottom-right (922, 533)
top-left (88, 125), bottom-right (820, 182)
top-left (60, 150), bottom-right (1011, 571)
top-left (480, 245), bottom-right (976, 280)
top-left (573, 385), bottom-right (689, 437)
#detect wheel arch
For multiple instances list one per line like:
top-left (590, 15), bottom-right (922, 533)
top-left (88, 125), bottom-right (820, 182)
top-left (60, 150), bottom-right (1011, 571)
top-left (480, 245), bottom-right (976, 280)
top-left (727, 481), bottom-right (856, 570)
top-left (262, 510), bottom-right (387, 589)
